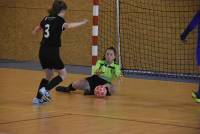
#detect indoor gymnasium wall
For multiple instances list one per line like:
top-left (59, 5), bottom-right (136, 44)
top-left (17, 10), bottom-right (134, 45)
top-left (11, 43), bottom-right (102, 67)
top-left (0, 0), bottom-right (92, 66)
top-left (0, 0), bottom-right (199, 71)
top-left (0, 0), bottom-right (16, 61)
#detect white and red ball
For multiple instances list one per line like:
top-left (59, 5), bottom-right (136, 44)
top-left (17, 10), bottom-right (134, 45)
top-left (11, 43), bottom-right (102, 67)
top-left (94, 85), bottom-right (107, 97)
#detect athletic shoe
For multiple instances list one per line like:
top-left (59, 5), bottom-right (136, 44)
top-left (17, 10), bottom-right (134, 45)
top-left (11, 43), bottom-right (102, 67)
top-left (32, 97), bottom-right (48, 105)
top-left (39, 87), bottom-right (51, 101)
top-left (192, 91), bottom-right (200, 103)
top-left (56, 86), bottom-right (71, 93)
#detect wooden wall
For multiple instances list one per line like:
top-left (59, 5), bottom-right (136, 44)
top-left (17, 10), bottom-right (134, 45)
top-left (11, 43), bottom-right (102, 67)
top-left (0, 0), bottom-right (200, 75)
top-left (0, 0), bottom-right (92, 66)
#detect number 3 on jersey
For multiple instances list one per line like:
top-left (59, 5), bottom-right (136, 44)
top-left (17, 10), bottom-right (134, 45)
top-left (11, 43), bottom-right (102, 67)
top-left (44, 24), bottom-right (50, 38)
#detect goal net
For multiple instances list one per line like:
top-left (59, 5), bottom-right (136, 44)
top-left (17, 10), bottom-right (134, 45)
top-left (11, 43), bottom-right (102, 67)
top-left (97, 0), bottom-right (200, 80)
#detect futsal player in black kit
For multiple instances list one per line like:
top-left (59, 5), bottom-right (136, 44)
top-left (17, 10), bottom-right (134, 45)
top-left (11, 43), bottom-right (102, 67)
top-left (32, 0), bottom-right (88, 104)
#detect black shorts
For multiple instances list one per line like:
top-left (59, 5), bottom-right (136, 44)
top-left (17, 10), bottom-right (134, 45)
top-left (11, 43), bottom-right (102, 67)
top-left (85, 75), bottom-right (111, 96)
top-left (39, 46), bottom-right (64, 70)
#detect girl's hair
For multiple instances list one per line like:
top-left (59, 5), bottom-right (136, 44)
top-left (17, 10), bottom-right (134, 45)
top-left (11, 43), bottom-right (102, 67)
top-left (103, 47), bottom-right (117, 62)
top-left (48, 0), bottom-right (67, 16)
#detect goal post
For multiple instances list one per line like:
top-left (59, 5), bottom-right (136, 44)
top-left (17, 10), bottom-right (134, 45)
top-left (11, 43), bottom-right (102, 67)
top-left (92, 0), bottom-right (122, 68)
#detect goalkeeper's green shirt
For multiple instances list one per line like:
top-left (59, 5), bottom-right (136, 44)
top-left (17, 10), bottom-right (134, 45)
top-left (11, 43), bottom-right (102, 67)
top-left (92, 60), bottom-right (121, 83)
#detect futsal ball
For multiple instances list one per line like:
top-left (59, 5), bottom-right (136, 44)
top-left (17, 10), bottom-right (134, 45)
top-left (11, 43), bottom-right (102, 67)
top-left (94, 85), bottom-right (107, 97)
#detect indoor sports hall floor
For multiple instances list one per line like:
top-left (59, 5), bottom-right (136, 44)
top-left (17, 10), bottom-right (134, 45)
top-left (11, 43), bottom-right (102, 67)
top-left (0, 61), bottom-right (200, 134)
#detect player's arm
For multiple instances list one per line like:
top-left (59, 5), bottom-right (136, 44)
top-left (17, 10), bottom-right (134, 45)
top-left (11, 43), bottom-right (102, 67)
top-left (32, 25), bottom-right (43, 35)
top-left (103, 65), bottom-right (122, 94)
top-left (63, 19), bottom-right (88, 29)
top-left (92, 60), bottom-right (104, 75)
top-left (114, 64), bottom-right (122, 79)
top-left (32, 17), bottom-right (46, 35)
top-left (181, 10), bottom-right (200, 41)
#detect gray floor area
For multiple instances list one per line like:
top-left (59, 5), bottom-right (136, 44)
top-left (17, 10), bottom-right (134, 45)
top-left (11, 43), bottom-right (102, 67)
top-left (0, 59), bottom-right (91, 75)
top-left (0, 59), bottom-right (199, 83)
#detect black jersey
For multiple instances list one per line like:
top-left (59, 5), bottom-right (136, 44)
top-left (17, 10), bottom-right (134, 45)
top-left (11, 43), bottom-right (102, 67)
top-left (40, 16), bottom-right (65, 47)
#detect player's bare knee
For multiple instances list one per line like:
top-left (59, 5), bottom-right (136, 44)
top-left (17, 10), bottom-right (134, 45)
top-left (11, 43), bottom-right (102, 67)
top-left (82, 81), bottom-right (90, 91)
top-left (84, 81), bottom-right (90, 90)
top-left (45, 69), bottom-right (53, 81)
top-left (46, 74), bottom-right (53, 81)
top-left (72, 82), bottom-right (79, 89)
top-left (58, 68), bottom-right (67, 80)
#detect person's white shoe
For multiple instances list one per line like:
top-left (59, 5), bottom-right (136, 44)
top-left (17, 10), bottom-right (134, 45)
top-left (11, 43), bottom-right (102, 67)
top-left (39, 87), bottom-right (51, 101)
top-left (32, 97), bottom-right (48, 105)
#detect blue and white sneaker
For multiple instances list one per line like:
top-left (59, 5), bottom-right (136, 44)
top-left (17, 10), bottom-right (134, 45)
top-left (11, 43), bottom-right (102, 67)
top-left (39, 87), bottom-right (51, 101)
top-left (32, 97), bottom-right (48, 105)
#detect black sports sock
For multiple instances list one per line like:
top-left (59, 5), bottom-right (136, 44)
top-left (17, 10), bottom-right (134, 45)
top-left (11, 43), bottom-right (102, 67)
top-left (36, 79), bottom-right (49, 99)
top-left (68, 84), bottom-right (76, 91)
top-left (46, 75), bottom-right (63, 91)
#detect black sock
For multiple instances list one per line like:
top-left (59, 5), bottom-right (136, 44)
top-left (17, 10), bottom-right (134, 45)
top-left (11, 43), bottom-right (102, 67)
top-left (36, 79), bottom-right (49, 99)
top-left (68, 84), bottom-right (76, 91)
top-left (46, 75), bottom-right (63, 91)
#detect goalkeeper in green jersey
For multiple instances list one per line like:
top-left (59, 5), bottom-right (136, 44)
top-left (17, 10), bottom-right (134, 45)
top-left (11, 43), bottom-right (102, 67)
top-left (56, 47), bottom-right (122, 96)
